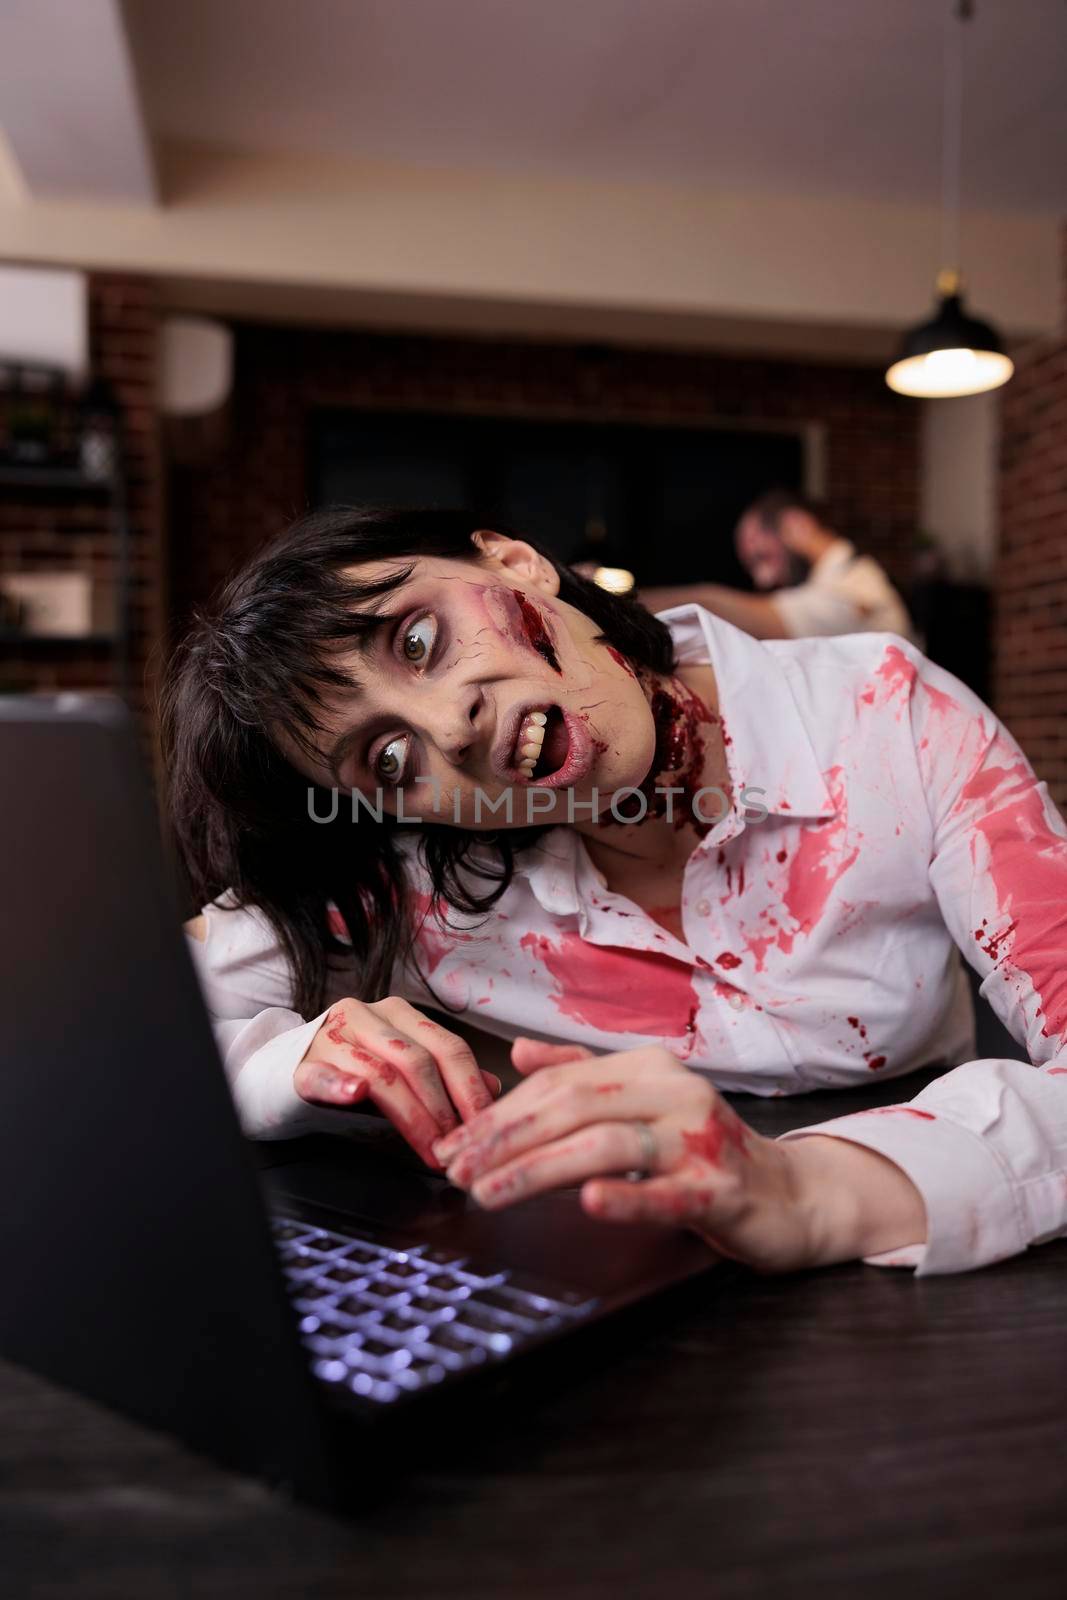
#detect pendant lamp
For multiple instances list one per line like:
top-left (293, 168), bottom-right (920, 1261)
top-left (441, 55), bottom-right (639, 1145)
top-left (886, 1), bottom-right (1013, 398)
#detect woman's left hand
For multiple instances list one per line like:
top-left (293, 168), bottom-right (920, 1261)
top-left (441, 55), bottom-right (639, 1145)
top-left (432, 1038), bottom-right (927, 1273)
top-left (432, 1039), bottom-right (817, 1271)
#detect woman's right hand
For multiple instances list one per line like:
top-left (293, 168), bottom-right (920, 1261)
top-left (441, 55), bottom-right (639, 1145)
top-left (295, 996), bottom-right (501, 1169)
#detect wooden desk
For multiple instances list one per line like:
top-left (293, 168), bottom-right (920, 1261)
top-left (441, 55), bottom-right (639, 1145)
top-left (4, 1070), bottom-right (1065, 1599)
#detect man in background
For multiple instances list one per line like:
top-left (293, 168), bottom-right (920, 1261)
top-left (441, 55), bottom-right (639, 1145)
top-left (640, 490), bottom-right (916, 642)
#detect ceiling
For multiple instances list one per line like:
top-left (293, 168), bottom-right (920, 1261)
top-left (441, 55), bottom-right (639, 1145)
top-left (125, 0), bottom-right (1067, 213)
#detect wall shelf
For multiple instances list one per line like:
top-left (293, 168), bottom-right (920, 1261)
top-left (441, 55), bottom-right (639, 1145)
top-left (0, 442), bottom-right (131, 692)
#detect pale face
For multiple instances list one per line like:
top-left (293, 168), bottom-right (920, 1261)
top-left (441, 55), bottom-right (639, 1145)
top-left (285, 534), bottom-right (658, 829)
top-left (735, 513), bottom-right (792, 590)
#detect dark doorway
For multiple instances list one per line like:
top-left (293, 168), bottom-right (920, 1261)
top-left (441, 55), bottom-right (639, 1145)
top-left (310, 409), bottom-right (805, 588)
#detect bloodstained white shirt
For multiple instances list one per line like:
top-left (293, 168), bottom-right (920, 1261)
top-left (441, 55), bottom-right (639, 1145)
top-left (773, 537), bottom-right (916, 642)
top-left (187, 606), bottom-right (1067, 1277)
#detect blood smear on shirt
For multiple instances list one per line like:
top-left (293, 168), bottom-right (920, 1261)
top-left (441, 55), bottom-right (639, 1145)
top-left (411, 892), bottom-right (477, 973)
top-left (966, 757), bottom-right (1067, 1043)
top-left (779, 767), bottom-right (859, 935)
top-left (520, 930), bottom-right (698, 1042)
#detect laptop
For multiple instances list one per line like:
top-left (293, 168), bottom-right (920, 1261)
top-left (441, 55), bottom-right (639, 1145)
top-left (0, 696), bottom-right (717, 1508)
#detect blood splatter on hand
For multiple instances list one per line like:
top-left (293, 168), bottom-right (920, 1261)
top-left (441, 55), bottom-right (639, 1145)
top-left (295, 995), bottom-right (501, 1168)
top-left (433, 1041), bottom-right (925, 1273)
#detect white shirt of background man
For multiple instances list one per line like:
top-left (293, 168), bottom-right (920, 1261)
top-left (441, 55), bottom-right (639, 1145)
top-left (773, 537), bottom-right (916, 642)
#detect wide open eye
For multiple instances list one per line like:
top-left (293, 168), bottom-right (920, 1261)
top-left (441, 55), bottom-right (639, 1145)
top-left (401, 615), bottom-right (436, 664)
top-left (375, 734), bottom-right (410, 784)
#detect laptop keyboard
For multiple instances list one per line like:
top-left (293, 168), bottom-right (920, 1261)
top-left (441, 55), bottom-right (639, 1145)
top-left (271, 1214), bottom-right (597, 1405)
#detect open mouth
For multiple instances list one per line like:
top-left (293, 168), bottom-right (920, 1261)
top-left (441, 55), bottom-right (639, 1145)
top-left (512, 705), bottom-right (570, 780)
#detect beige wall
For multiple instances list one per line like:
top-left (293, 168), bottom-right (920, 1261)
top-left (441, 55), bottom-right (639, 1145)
top-left (0, 141), bottom-right (1060, 350)
top-left (921, 393), bottom-right (999, 581)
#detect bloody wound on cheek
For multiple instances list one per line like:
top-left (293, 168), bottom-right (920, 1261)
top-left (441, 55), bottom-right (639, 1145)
top-left (511, 589), bottom-right (562, 674)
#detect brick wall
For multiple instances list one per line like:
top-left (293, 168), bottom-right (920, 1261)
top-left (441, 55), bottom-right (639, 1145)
top-left (0, 273), bottom-right (164, 720)
top-left (6, 264), bottom-right (1061, 808)
top-left (995, 223), bottom-right (1067, 813)
top-left (169, 325), bottom-right (921, 626)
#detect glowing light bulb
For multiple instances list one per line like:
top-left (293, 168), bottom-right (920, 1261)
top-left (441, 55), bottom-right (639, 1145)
top-left (886, 346), bottom-right (1014, 399)
top-left (592, 566), bottom-right (636, 595)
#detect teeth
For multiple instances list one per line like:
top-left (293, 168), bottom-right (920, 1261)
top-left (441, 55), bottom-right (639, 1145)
top-left (506, 709), bottom-right (557, 780)
top-left (513, 711), bottom-right (548, 777)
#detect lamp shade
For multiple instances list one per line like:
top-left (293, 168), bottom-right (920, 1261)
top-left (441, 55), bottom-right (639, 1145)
top-left (886, 290), bottom-right (1013, 398)
top-left (160, 316), bottom-right (234, 417)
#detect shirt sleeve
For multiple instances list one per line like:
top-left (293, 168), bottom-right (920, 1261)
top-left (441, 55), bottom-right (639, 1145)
top-left (772, 578), bottom-right (866, 639)
top-left (781, 642), bottom-right (1067, 1275)
top-left (186, 897), bottom-right (359, 1141)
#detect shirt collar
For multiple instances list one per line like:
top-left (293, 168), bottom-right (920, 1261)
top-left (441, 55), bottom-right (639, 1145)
top-left (517, 829), bottom-right (584, 916)
top-left (812, 537), bottom-right (856, 576)
top-left (661, 603), bottom-right (836, 822)
top-left (518, 604), bottom-right (837, 914)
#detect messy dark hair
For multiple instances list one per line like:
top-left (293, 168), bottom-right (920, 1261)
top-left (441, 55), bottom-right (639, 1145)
top-left (745, 488), bottom-right (831, 532)
top-left (161, 506), bottom-right (674, 1018)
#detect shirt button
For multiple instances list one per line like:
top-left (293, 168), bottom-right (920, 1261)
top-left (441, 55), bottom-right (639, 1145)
top-left (695, 898), bottom-right (711, 918)
top-left (728, 993), bottom-right (745, 1012)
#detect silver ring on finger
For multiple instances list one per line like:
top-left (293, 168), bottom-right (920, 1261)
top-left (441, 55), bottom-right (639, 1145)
top-left (624, 1119), bottom-right (659, 1183)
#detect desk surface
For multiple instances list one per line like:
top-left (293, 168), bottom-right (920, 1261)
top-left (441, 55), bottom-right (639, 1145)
top-left (4, 1069), bottom-right (1066, 1600)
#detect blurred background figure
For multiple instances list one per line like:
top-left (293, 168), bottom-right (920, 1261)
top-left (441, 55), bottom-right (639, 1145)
top-left (0, 0), bottom-right (1061, 754)
top-left (640, 490), bottom-right (917, 642)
